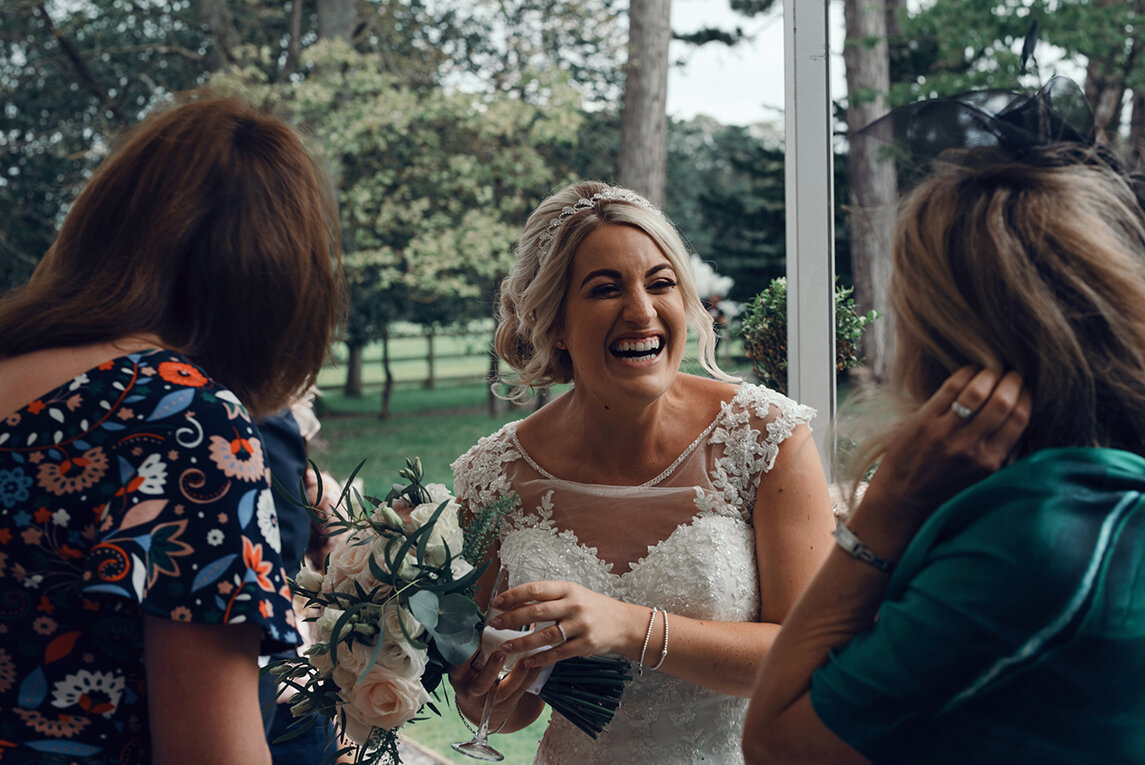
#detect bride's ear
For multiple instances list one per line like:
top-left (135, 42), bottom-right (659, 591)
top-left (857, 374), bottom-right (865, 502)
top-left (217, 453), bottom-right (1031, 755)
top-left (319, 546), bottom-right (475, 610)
top-left (555, 339), bottom-right (566, 350)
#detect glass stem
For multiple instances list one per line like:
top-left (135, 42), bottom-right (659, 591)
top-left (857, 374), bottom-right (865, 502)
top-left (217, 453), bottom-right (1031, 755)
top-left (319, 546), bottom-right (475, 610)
top-left (475, 677), bottom-right (500, 739)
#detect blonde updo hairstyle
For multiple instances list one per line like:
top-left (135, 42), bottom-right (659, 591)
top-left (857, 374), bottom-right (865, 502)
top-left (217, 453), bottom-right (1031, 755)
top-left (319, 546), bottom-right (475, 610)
top-left (890, 144), bottom-right (1145, 454)
top-left (495, 180), bottom-right (734, 399)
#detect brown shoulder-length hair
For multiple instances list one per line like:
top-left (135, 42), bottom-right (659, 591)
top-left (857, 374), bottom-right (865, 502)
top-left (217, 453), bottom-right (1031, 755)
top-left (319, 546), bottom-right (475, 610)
top-left (890, 145), bottom-right (1145, 455)
top-left (0, 91), bottom-right (344, 418)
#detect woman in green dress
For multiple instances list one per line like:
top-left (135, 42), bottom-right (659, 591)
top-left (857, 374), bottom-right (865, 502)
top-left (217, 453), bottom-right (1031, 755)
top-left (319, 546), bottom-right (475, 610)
top-left (744, 79), bottom-right (1145, 764)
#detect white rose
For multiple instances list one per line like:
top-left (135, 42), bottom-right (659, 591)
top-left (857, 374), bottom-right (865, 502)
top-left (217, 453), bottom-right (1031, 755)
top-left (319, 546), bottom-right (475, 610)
top-left (451, 558), bottom-right (474, 580)
top-left (408, 499), bottom-right (464, 568)
top-left (313, 608), bottom-right (346, 644)
top-left (294, 564), bottom-right (324, 592)
top-left (381, 601), bottom-right (425, 641)
top-left (344, 660), bottom-right (430, 732)
top-left (375, 636), bottom-right (428, 681)
top-left (423, 483), bottom-right (454, 505)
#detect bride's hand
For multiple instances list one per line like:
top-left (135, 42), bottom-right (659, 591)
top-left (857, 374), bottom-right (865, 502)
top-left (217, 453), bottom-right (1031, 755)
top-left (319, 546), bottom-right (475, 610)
top-left (448, 649), bottom-right (539, 730)
top-left (486, 580), bottom-right (641, 668)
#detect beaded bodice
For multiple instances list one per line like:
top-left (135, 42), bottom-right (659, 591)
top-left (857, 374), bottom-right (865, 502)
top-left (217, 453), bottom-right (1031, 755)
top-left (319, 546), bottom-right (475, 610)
top-left (451, 383), bottom-right (814, 763)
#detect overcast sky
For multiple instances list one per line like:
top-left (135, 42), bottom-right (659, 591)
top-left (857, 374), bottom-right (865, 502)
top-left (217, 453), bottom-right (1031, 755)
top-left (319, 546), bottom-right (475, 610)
top-left (666, 1), bottom-right (846, 127)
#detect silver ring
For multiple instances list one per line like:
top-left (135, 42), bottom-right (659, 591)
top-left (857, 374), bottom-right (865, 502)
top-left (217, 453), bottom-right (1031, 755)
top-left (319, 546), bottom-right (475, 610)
top-left (555, 622), bottom-right (568, 644)
top-left (951, 401), bottom-right (974, 421)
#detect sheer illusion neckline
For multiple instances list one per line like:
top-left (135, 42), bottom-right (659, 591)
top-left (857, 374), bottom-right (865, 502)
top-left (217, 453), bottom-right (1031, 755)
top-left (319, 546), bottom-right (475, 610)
top-left (506, 389), bottom-right (743, 489)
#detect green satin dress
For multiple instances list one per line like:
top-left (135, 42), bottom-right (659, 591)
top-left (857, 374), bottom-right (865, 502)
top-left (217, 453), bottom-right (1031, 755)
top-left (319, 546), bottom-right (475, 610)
top-left (811, 447), bottom-right (1145, 764)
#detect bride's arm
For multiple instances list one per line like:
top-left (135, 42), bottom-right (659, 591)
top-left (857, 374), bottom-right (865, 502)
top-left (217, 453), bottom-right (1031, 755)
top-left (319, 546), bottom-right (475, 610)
top-left (491, 423), bottom-right (836, 698)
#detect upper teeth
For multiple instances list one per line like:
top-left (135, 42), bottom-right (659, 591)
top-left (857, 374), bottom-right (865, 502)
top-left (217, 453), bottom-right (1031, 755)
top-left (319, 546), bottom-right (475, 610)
top-left (614, 338), bottom-right (661, 353)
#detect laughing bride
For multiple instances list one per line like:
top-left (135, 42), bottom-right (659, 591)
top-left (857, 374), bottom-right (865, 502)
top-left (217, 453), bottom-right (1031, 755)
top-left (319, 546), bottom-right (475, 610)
top-left (447, 181), bottom-right (837, 763)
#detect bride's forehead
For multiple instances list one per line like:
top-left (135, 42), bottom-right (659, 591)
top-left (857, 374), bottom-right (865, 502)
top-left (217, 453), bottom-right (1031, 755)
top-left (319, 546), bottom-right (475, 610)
top-left (570, 226), bottom-right (671, 273)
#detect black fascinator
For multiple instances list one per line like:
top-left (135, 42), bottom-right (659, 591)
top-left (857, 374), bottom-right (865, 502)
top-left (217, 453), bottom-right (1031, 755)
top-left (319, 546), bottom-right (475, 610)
top-left (857, 76), bottom-right (1099, 191)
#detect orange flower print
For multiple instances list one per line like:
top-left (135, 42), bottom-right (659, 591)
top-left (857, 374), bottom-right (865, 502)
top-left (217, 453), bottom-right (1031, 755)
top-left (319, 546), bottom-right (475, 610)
top-left (242, 537), bottom-right (275, 592)
top-left (3, 412), bottom-right (18, 426)
top-left (37, 447), bottom-right (109, 495)
top-left (259, 599), bottom-right (273, 619)
top-left (26, 400), bottom-right (45, 415)
top-left (33, 508), bottom-right (51, 524)
top-left (207, 435), bottom-right (265, 482)
top-left (13, 709), bottom-right (90, 738)
top-left (65, 394), bottom-right (82, 411)
top-left (32, 616), bottom-right (56, 636)
top-left (170, 606), bottom-right (192, 622)
top-left (157, 361), bottom-right (207, 388)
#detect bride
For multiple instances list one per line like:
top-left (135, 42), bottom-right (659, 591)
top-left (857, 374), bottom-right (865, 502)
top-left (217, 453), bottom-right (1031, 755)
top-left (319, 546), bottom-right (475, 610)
top-left (448, 181), bottom-right (838, 763)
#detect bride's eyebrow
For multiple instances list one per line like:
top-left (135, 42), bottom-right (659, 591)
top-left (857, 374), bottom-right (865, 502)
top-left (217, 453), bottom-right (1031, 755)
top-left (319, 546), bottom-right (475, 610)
top-left (579, 269), bottom-right (621, 287)
top-left (579, 263), bottom-right (674, 288)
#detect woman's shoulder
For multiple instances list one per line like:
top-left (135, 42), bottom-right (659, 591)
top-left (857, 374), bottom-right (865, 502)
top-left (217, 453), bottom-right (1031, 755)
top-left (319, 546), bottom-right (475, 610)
top-left (686, 376), bottom-right (817, 437)
top-left (919, 447), bottom-right (1145, 586)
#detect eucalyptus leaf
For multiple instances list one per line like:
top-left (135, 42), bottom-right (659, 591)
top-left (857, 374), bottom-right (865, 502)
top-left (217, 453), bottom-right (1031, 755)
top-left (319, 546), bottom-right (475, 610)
top-left (407, 590), bottom-right (440, 631)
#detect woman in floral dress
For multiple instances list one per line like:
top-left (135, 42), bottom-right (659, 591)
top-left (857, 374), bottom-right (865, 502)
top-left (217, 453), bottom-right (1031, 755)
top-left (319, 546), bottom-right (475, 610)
top-left (0, 93), bottom-right (342, 764)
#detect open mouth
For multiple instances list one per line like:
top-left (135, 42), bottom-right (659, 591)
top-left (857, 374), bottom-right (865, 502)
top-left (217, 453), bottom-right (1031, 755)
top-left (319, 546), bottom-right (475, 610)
top-left (610, 336), bottom-right (664, 361)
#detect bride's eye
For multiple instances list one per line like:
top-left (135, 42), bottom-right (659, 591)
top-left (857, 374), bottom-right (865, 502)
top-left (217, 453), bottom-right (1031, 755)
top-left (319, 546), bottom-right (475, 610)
top-left (588, 283), bottom-right (622, 298)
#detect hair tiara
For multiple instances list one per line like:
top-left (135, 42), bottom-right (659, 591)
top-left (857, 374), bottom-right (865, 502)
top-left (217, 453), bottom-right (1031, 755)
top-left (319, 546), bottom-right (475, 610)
top-left (535, 188), bottom-right (661, 262)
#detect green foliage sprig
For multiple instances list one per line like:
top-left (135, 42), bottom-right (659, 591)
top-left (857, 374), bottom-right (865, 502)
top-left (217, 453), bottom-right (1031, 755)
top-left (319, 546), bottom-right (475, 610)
top-left (740, 277), bottom-right (879, 395)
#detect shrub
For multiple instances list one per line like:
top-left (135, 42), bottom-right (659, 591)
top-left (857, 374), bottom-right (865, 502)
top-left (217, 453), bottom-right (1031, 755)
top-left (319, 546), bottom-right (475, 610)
top-left (740, 277), bottom-right (879, 395)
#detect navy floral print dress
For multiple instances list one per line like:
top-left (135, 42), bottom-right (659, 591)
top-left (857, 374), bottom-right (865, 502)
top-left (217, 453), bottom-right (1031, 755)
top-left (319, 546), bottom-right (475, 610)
top-left (0, 350), bottom-right (299, 763)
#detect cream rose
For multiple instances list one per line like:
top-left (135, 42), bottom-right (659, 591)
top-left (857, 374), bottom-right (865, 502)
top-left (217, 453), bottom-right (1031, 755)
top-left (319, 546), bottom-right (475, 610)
top-left (322, 531), bottom-right (393, 600)
top-left (344, 660), bottom-right (430, 732)
top-left (407, 492), bottom-right (464, 568)
top-left (380, 601), bottom-right (426, 644)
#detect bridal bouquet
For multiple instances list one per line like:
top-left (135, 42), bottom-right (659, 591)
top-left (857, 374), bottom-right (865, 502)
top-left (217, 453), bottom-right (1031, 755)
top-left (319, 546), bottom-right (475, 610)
top-left (270, 458), bottom-right (629, 764)
top-left (271, 458), bottom-right (501, 762)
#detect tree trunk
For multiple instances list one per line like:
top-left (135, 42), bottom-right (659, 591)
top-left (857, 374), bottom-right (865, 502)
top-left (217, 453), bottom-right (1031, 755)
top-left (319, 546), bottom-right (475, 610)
top-left (317, 0), bottom-right (355, 41)
top-left (424, 327), bottom-right (436, 390)
top-left (1129, 88), bottom-right (1145, 172)
top-left (379, 326), bottom-right (393, 420)
top-left (1083, 0), bottom-right (1134, 141)
top-left (618, 0), bottom-right (671, 206)
top-left (845, 0), bottom-right (897, 382)
top-left (194, 0), bottom-right (240, 71)
top-left (344, 342), bottom-right (364, 397)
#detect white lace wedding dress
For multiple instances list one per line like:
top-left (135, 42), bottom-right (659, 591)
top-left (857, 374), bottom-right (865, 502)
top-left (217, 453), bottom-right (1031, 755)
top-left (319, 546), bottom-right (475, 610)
top-left (451, 384), bottom-right (814, 764)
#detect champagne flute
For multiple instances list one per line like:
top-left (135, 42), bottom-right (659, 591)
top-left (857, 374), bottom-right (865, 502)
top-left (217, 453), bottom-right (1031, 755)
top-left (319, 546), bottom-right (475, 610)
top-left (453, 566), bottom-right (519, 761)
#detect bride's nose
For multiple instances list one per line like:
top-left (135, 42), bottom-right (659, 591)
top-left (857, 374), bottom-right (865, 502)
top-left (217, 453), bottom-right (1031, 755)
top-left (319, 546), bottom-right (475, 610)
top-left (621, 288), bottom-right (656, 324)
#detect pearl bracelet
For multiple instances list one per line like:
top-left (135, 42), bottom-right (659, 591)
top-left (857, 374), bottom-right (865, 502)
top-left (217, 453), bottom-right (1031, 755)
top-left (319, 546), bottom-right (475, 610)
top-left (637, 606), bottom-right (660, 676)
top-left (649, 611), bottom-right (668, 671)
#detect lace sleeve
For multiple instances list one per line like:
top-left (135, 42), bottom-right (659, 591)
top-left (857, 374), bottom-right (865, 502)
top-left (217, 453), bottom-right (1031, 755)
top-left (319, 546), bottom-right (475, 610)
top-left (709, 384), bottom-right (817, 523)
top-left (450, 423), bottom-right (523, 518)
